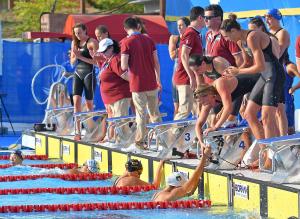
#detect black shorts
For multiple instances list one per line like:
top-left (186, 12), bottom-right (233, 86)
top-left (249, 62), bottom-right (285, 107)
top-left (230, 74), bottom-right (260, 116)
top-left (73, 70), bottom-right (96, 100)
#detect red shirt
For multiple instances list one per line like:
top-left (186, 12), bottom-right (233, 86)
top-left (205, 31), bottom-right (241, 66)
top-left (174, 27), bottom-right (203, 85)
top-left (100, 54), bottom-right (131, 105)
top-left (296, 36), bottom-right (300, 59)
top-left (121, 34), bottom-right (158, 92)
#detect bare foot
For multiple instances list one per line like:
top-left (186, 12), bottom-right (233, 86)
top-left (74, 134), bottom-right (81, 141)
top-left (263, 158), bottom-right (272, 170)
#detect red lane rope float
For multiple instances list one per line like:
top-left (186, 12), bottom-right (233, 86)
top-left (0, 173), bottom-right (112, 182)
top-left (0, 184), bottom-right (157, 195)
top-left (0, 155), bottom-right (48, 160)
top-left (0, 200), bottom-right (211, 213)
top-left (0, 163), bottom-right (78, 169)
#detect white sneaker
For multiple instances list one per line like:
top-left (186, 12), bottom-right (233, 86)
top-left (221, 120), bottom-right (237, 128)
top-left (121, 143), bottom-right (143, 153)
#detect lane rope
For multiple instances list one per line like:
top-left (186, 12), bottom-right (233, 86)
top-left (0, 155), bottom-right (48, 160)
top-left (0, 184), bottom-right (157, 195)
top-left (0, 173), bottom-right (112, 182)
top-left (0, 200), bottom-right (211, 213)
top-left (0, 163), bottom-right (78, 169)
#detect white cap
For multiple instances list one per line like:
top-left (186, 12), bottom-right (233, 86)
top-left (166, 171), bottom-right (188, 187)
top-left (85, 159), bottom-right (100, 173)
top-left (97, 38), bottom-right (113, 53)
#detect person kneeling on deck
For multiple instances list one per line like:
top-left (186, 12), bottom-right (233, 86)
top-left (9, 150), bottom-right (24, 166)
top-left (68, 159), bottom-right (100, 174)
top-left (114, 159), bottom-right (164, 187)
top-left (152, 147), bottom-right (211, 201)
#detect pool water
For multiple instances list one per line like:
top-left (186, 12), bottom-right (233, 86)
top-left (0, 158), bottom-right (257, 219)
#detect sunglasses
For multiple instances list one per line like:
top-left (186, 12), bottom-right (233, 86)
top-left (204, 15), bottom-right (219, 20)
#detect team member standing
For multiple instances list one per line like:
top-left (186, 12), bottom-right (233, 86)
top-left (265, 9), bottom-right (291, 135)
top-left (97, 38), bottom-right (132, 141)
top-left (173, 6), bottom-right (205, 120)
top-left (248, 16), bottom-right (288, 136)
top-left (221, 18), bottom-right (285, 168)
top-left (169, 17), bottom-right (190, 118)
top-left (71, 23), bottom-right (98, 141)
top-left (204, 5), bottom-right (243, 68)
top-left (121, 17), bottom-right (162, 151)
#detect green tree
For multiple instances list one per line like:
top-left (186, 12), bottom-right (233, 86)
top-left (13, 0), bottom-right (79, 36)
top-left (86, 0), bottom-right (143, 14)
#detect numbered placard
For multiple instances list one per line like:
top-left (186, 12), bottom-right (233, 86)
top-left (184, 132), bottom-right (192, 142)
top-left (35, 137), bottom-right (42, 148)
top-left (94, 150), bottom-right (102, 162)
top-left (62, 144), bottom-right (70, 155)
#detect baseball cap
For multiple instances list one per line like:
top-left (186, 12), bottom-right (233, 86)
top-left (11, 150), bottom-right (23, 160)
top-left (125, 159), bottom-right (143, 172)
top-left (167, 171), bottom-right (188, 187)
top-left (97, 38), bottom-right (113, 53)
top-left (84, 159), bottom-right (100, 173)
top-left (266, 9), bottom-right (282, 20)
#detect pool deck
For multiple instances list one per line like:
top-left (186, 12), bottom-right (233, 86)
top-left (23, 130), bottom-right (300, 219)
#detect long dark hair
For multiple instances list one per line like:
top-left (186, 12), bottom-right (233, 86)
top-left (72, 23), bottom-right (87, 48)
top-left (95, 25), bottom-right (111, 38)
top-left (178, 17), bottom-right (190, 27)
top-left (249, 16), bottom-right (277, 39)
top-left (111, 40), bottom-right (120, 54)
top-left (133, 16), bottom-right (147, 34)
top-left (105, 39), bottom-right (120, 54)
top-left (220, 17), bottom-right (241, 32)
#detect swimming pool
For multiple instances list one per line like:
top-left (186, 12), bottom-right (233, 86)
top-left (0, 157), bottom-right (256, 218)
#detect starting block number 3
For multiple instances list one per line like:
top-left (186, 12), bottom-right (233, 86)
top-left (184, 133), bottom-right (191, 141)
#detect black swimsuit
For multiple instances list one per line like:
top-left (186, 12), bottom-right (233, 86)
top-left (204, 57), bottom-right (222, 81)
top-left (231, 74), bottom-right (260, 115)
top-left (73, 38), bottom-right (96, 100)
top-left (247, 31), bottom-right (285, 107)
top-left (113, 176), bottom-right (122, 186)
top-left (274, 28), bottom-right (291, 65)
top-left (212, 74), bottom-right (259, 116)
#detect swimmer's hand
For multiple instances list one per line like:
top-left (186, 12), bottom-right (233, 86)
top-left (202, 146), bottom-right (211, 158)
top-left (189, 75), bottom-right (196, 90)
top-left (203, 126), bottom-right (217, 136)
top-left (223, 66), bottom-right (239, 76)
top-left (72, 48), bottom-right (81, 58)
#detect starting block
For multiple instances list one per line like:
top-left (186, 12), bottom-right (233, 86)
top-left (44, 106), bottom-right (74, 135)
top-left (203, 126), bottom-right (248, 170)
top-left (146, 118), bottom-right (197, 157)
top-left (74, 109), bottom-right (107, 142)
top-left (258, 133), bottom-right (300, 174)
top-left (105, 113), bottom-right (168, 148)
top-left (106, 115), bottom-right (137, 147)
